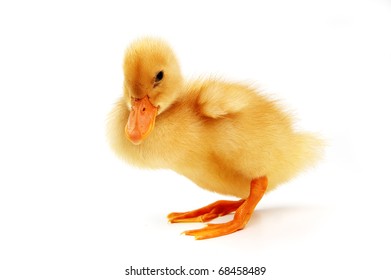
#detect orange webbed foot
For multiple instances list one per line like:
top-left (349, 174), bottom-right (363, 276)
top-left (183, 220), bottom-right (245, 240)
top-left (167, 199), bottom-right (245, 223)
top-left (171, 177), bottom-right (268, 240)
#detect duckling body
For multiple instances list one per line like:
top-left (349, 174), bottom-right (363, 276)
top-left (107, 38), bottom-right (322, 239)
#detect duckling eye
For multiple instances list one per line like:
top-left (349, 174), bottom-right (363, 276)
top-left (155, 71), bottom-right (164, 83)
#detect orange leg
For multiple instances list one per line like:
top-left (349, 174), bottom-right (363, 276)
top-left (169, 176), bottom-right (268, 240)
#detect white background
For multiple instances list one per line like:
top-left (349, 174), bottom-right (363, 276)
top-left (1, 0), bottom-right (390, 279)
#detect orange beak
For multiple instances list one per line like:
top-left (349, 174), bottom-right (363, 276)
top-left (125, 96), bottom-right (158, 145)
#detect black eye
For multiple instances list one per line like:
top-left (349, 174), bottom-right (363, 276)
top-left (155, 71), bottom-right (164, 83)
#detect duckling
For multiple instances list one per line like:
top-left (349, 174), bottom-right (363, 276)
top-left (107, 37), bottom-right (322, 240)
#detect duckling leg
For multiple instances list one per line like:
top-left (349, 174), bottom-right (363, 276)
top-left (167, 199), bottom-right (245, 223)
top-left (183, 176), bottom-right (268, 240)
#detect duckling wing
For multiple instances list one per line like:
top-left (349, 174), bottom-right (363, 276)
top-left (197, 80), bottom-right (254, 119)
